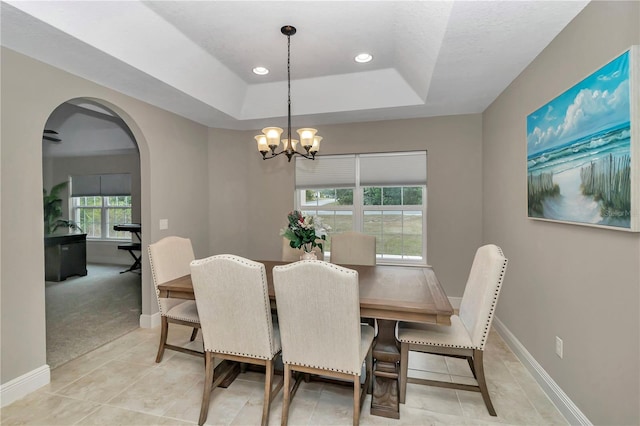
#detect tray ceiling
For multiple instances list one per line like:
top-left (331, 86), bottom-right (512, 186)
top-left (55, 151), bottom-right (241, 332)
top-left (2, 1), bottom-right (589, 131)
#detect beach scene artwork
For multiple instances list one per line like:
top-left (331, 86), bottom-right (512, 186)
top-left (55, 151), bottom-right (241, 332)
top-left (527, 49), bottom-right (635, 230)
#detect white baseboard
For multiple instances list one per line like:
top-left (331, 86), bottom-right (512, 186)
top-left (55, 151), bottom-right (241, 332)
top-left (0, 301), bottom-right (587, 426)
top-left (492, 317), bottom-right (592, 426)
top-left (88, 257), bottom-right (130, 266)
top-left (0, 365), bottom-right (50, 408)
top-left (2, 315), bottom-right (158, 408)
top-left (448, 296), bottom-right (462, 310)
top-left (139, 312), bottom-right (160, 329)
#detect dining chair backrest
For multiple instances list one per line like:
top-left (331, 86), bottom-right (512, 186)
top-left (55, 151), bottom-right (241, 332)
top-left (281, 237), bottom-right (322, 262)
top-left (148, 236), bottom-right (195, 314)
top-left (190, 254), bottom-right (279, 359)
top-left (273, 260), bottom-right (363, 374)
top-left (330, 231), bottom-right (376, 266)
top-left (458, 244), bottom-right (508, 350)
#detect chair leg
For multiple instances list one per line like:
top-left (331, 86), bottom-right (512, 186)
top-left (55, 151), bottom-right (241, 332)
top-left (352, 374), bottom-right (361, 426)
top-left (280, 364), bottom-right (291, 426)
top-left (359, 346), bottom-right (372, 412)
top-left (190, 327), bottom-right (198, 341)
top-left (262, 360), bottom-right (274, 426)
top-left (366, 347), bottom-right (373, 395)
top-left (281, 364), bottom-right (292, 426)
top-left (399, 342), bottom-right (409, 404)
top-left (155, 316), bottom-right (169, 363)
top-left (473, 349), bottom-right (496, 416)
top-left (198, 352), bottom-right (215, 425)
top-left (467, 355), bottom-right (477, 379)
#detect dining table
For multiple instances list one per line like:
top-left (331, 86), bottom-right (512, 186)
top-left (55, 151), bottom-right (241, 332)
top-left (158, 260), bottom-right (453, 420)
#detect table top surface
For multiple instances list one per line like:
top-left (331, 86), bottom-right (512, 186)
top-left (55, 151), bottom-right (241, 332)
top-left (159, 260), bottom-right (453, 325)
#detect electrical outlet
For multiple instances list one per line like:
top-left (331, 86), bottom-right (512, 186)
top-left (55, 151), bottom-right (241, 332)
top-left (159, 219), bottom-right (169, 230)
top-left (555, 336), bottom-right (563, 359)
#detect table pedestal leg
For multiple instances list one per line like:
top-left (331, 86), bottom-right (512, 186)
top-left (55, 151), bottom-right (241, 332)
top-left (371, 319), bottom-right (400, 419)
top-left (214, 361), bottom-right (241, 388)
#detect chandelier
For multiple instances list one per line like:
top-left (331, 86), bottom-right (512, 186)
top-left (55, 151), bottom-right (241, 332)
top-left (255, 26), bottom-right (322, 162)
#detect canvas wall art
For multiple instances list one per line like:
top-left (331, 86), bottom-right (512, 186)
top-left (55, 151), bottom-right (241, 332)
top-left (527, 46), bottom-right (639, 231)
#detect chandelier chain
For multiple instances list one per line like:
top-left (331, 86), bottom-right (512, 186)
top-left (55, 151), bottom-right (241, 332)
top-left (287, 32), bottom-right (292, 147)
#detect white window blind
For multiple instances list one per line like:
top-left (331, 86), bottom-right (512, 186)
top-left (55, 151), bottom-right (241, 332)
top-left (71, 173), bottom-right (131, 196)
top-left (100, 174), bottom-right (131, 196)
top-left (71, 174), bottom-right (100, 196)
top-left (359, 151), bottom-right (427, 186)
top-left (295, 155), bottom-right (356, 189)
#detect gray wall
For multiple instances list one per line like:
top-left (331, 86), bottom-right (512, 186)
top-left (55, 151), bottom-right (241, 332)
top-left (1, 47), bottom-right (210, 384)
top-left (208, 128), bottom-right (252, 258)
top-left (208, 115), bottom-right (484, 299)
top-left (483, 2), bottom-right (640, 424)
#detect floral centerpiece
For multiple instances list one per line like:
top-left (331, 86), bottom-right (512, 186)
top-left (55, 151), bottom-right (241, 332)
top-left (281, 210), bottom-right (331, 256)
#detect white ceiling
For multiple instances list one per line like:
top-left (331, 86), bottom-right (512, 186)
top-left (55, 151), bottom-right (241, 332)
top-left (2, 0), bottom-right (589, 149)
top-left (42, 100), bottom-right (138, 158)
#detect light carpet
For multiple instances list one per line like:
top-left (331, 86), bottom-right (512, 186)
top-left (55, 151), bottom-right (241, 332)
top-left (45, 264), bottom-right (141, 369)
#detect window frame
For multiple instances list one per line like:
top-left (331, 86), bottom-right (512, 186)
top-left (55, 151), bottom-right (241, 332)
top-left (360, 186), bottom-right (427, 264)
top-left (295, 152), bottom-right (427, 265)
top-left (72, 195), bottom-right (133, 241)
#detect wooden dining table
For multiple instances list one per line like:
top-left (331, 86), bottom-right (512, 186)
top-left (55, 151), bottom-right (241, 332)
top-left (158, 260), bottom-right (453, 420)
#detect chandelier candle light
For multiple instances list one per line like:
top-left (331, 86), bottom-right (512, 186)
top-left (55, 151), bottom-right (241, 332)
top-left (255, 26), bottom-right (322, 162)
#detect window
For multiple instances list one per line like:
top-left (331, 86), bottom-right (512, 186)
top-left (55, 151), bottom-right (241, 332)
top-left (70, 174), bottom-right (132, 240)
top-left (299, 188), bottom-right (355, 253)
top-left (362, 186), bottom-right (424, 261)
top-left (295, 152), bottom-right (427, 263)
top-left (73, 196), bottom-right (132, 239)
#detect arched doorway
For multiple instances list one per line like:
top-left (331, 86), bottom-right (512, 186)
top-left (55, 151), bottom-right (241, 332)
top-left (42, 98), bottom-right (142, 369)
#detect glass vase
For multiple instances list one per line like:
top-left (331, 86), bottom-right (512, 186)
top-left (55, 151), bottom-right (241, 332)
top-left (300, 251), bottom-right (317, 261)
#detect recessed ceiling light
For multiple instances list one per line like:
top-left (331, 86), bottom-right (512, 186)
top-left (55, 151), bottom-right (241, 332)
top-left (253, 66), bottom-right (269, 75)
top-left (354, 53), bottom-right (373, 63)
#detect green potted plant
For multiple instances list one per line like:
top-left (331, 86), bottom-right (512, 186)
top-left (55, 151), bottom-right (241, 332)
top-left (43, 181), bottom-right (82, 235)
top-left (281, 210), bottom-right (330, 259)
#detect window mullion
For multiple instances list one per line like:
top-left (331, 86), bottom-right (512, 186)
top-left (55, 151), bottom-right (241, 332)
top-left (101, 197), bottom-right (108, 238)
top-left (399, 210), bottom-right (403, 260)
top-left (423, 186), bottom-right (428, 263)
top-left (354, 156), bottom-right (362, 232)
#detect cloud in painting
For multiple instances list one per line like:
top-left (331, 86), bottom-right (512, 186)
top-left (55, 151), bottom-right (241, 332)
top-left (560, 80), bottom-right (628, 138)
top-left (527, 79), bottom-right (629, 152)
top-left (544, 105), bottom-right (556, 121)
top-left (597, 69), bottom-right (622, 82)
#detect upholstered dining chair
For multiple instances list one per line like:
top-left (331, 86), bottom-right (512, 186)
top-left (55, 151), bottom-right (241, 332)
top-left (190, 255), bottom-right (282, 426)
top-left (329, 231), bottom-right (376, 266)
top-left (148, 236), bottom-right (202, 363)
top-left (396, 244), bottom-right (508, 416)
top-left (281, 237), bottom-right (323, 261)
top-left (273, 260), bottom-right (374, 426)
top-left (329, 231), bottom-right (377, 329)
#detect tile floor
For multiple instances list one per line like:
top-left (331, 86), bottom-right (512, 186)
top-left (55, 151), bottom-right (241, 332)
top-left (2, 326), bottom-right (568, 425)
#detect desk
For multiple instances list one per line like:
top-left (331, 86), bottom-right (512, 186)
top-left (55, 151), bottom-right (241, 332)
top-left (113, 223), bottom-right (142, 274)
top-left (44, 233), bottom-right (88, 281)
top-left (158, 260), bottom-right (453, 419)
